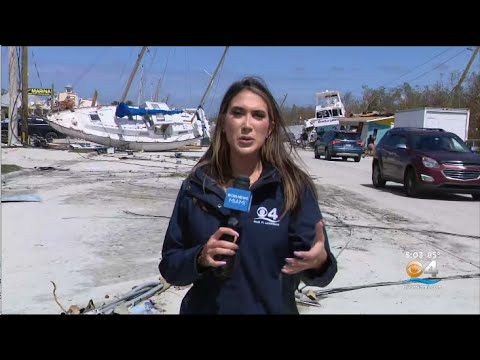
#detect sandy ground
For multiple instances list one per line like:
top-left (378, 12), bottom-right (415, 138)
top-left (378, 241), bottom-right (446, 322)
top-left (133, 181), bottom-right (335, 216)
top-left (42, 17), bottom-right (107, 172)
top-left (1, 146), bottom-right (479, 314)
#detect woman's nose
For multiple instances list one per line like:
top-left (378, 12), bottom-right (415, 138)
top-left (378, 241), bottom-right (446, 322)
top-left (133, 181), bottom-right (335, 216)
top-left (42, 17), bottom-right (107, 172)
top-left (243, 112), bottom-right (255, 126)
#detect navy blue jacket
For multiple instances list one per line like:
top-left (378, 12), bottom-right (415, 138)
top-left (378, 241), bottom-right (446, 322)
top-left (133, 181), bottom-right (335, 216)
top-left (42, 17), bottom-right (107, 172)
top-left (159, 164), bottom-right (337, 314)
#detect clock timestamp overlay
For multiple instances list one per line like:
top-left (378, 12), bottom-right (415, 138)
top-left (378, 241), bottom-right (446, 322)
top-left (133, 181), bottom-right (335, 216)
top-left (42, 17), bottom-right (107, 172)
top-left (404, 251), bottom-right (442, 289)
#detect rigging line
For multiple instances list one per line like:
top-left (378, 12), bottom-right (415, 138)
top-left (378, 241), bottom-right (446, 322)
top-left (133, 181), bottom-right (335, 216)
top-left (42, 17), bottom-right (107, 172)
top-left (185, 47), bottom-right (192, 105)
top-left (197, 46), bottom-right (229, 115)
top-left (152, 47), bottom-right (173, 103)
top-left (119, 47), bottom-right (137, 85)
top-left (408, 47), bottom-right (468, 84)
top-left (204, 67), bottom-right (220, 114)
top-left (145, 46), bottom-right (157, 75)
top-left (139, 47), bottom-right (155, 101)
top-left (380, 47), bottom-right (455, 89)
top-left (96, 112), bottom-right (114, 148)
top-left (30, 49), bottom-right (43, 88)
top-left (158, 47), bottom-right (173, 101)
top-left (162, 47), bottom-right (175, 103)
top-left (72, 46), bottom-right (112, 88)
top-left (204, 52), bottom-right (227, 115)
top-left (119, 46), bottom-right (148, 102)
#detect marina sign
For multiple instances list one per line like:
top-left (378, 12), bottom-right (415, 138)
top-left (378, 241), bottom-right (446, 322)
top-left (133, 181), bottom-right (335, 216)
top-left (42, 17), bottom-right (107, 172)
top-left (28, 88), bottom-right (52, 96)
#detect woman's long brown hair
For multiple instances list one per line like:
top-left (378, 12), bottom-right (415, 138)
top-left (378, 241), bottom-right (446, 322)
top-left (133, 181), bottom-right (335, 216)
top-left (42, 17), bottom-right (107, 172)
top-left (191, 76), bottom-right (317, 217)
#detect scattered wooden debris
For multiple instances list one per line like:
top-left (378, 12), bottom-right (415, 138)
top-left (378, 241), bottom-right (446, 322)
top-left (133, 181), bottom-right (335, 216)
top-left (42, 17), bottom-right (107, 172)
top-left (51, 281), bottom-right (68, 314)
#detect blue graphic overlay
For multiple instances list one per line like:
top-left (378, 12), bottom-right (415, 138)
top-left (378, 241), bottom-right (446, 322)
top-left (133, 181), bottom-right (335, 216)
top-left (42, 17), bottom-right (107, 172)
top-left (224, 188), bottom-right (252, 212)
top-left (405, 278), bottom-right (442, 285)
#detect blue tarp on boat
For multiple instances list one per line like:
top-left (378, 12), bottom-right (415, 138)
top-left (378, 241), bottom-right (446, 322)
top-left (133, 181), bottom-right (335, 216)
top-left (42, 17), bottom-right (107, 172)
top-left (115, 102), bottom-right (183, 118)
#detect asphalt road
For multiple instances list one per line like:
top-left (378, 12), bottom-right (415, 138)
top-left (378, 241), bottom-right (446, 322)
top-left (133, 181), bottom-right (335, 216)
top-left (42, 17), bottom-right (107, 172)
top-left (296, 148), bottom-right (479, 314)
top-left (1, 147), bottom-right (479, 314)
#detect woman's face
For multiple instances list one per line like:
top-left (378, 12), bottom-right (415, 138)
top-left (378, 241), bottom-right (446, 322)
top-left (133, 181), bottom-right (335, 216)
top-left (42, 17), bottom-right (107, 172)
top-left (223, 89), bottom-right (272, 158)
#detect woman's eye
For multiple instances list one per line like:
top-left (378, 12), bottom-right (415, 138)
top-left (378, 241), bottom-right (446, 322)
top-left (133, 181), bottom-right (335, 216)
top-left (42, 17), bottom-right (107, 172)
top-left (253, 112), bottom-right (266, 120)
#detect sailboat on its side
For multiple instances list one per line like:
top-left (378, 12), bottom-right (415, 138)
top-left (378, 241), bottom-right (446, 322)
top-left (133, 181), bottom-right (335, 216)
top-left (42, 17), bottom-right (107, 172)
top-left (46, 46), bottom-right (228, 151)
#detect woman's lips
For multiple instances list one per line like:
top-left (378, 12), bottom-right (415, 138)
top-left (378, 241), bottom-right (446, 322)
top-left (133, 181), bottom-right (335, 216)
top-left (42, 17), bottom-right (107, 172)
top-left (238, 137), bottom-right (254, 146)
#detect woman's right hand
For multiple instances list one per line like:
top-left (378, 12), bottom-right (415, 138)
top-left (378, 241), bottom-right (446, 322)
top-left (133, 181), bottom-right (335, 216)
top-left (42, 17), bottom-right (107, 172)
top-left (197, 227), bottom-right (239, 268)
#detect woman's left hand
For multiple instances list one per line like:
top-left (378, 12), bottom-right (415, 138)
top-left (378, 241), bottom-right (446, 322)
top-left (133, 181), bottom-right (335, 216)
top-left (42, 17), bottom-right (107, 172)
top-left (281, 219), bottom-right (328, 275)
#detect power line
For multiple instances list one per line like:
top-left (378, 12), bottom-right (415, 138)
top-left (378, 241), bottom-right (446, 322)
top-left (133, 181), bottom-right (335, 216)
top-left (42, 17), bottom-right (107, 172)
top-left (380, 47), bottom-right (455, 88)
top-left (30, 49), bottom-right (43, 88)
top-left (72, 47), bottom-right (111, 88)
top-left (408, 47), bottom-right (468, 84)
top-left (363, 47), bottom-right (468, 111)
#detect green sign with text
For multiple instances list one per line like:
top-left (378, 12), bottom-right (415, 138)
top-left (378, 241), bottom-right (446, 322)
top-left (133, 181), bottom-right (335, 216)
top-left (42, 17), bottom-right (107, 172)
top-left (28, 88), bottom-right (52, 96)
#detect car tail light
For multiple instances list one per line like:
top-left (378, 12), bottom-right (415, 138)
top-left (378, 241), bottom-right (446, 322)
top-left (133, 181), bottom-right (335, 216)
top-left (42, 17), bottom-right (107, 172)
top-left (332, 139), bottom-right (341, 145)
top-left (357, 141), bottom-right (363, 146)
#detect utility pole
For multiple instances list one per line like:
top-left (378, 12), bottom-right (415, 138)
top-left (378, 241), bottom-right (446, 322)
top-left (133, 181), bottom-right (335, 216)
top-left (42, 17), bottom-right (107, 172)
top-left (8, 46), bottom-right (21, 146)
top-left (452, 46), bottom-right (479, 99)
top-left (451, 46), bottom-right (479, 138)
top-left (21, 46), bottom-right (29, 145)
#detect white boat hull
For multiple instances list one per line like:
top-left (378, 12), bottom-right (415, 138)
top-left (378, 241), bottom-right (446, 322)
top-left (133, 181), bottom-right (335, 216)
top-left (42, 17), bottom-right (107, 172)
top-left (47, 121), bottom-right (199, 151)
top-left (47, 105), bottom-right (203, 152)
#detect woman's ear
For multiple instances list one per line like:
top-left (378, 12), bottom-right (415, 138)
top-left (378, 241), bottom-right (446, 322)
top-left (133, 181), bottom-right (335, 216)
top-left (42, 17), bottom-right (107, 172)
top-left (268, 122), bottom-right (275, 137)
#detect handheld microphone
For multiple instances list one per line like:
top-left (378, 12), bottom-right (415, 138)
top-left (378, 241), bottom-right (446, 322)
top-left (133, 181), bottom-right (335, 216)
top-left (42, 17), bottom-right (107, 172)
top-left (213, 175), bottom-right (251, 280)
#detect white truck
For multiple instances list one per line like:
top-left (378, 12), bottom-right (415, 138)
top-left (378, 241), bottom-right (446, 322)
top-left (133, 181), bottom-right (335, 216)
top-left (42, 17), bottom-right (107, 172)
top-left (394, 107), bottom-right (470, 140)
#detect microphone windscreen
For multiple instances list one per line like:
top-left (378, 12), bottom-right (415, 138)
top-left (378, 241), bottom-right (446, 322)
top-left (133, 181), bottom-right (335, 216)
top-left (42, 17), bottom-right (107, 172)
top-left (233, 175), bottom-right (250, 190)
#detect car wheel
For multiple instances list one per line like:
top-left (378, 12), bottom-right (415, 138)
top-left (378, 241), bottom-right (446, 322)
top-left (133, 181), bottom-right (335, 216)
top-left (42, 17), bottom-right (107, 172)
top-left (372, 162), bottom-right (386, 188)
top-left (354, 157), bottom-right (361, 162)
top-left (472, 194), bottom-right (480, 201)
top-left (314, 146), bottom-right (320, 159)
top-left (44, 132), bottom-right (58, 143)
top-left (404, 168), bottom-right (419, 197)
top-left (325, 148), bottom-right (331, 161)
top-left (342, 157), bottom-right (348, 161)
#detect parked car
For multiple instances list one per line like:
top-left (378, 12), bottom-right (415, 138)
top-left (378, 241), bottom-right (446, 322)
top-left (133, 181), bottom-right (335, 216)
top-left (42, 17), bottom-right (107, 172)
top-left (1, 116), bottom-right (65, 143)
top-left (0, 119), bottom-right (9, 143)
top-left (372, 127), bottom-right (480, 200)
top-left (314, 130), bottom-right (363, 162)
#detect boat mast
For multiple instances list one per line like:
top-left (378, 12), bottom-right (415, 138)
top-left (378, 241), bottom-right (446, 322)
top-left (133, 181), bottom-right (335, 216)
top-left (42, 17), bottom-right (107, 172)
top-left (137, 64), bottom-right (144, 106)
top-left (188, 46), bottom-right (229, 127)
top-left (92, 89), bottom-right (98, 107)
top-left (194, 46), bottom-right (229, 115)
top-left (120, 46), bottom-right (147, 103)
top-left (153, 79), bottom-right (161, 102)
top-left (279, 93), bottom-right (288, 109)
